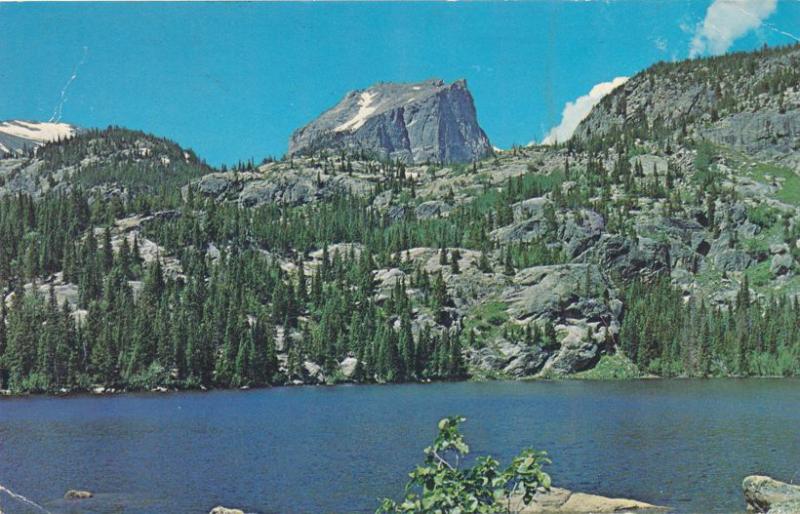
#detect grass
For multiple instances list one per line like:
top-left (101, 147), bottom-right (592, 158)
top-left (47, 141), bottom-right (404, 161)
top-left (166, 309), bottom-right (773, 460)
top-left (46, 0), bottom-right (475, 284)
top-left (711, 145), bottom-right (800, 206)
top-left (572, 353), bottom-right (641, 379)
top-left (464, 300), bottom-right (509, 345)
top-left (748, 162), bottom-right (800, 206)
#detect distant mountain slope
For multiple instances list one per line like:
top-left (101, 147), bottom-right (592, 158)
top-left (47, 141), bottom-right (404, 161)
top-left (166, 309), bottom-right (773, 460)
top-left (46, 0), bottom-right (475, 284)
top-left (574, 43), bottom-right (800, 168)
top-left (0, 120), bottom-right (78, 156)
top-left (288, 78), bottom-right (493, 164)
top-left (0, 125), bottom-right (213, 197)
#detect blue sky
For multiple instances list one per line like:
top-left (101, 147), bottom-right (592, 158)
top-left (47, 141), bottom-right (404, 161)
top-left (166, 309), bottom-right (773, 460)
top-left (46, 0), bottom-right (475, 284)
top-left (1, 1), bottom-right (798, 166)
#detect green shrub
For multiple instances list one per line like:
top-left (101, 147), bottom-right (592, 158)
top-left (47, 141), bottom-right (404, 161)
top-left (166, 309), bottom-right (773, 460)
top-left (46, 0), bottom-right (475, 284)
top-left (377, 416), bottom-right (551, 514)
top-left (747, 205), bottom-right (779, 229)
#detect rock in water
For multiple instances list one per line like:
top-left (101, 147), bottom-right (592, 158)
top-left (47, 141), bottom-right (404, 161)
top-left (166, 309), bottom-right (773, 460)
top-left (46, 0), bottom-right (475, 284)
top-left (288, 79), bottom-right (492, 164)
top-left (209, 507), bottom-right (245, 514)
top-left (743, 475), bottom-right (800, 513)
top-left (769, 501), bottom-right (800, 514)
top-left (507, 486), bottom-right (663, 513)
top-left (64, 489), bottom-right (93, 500)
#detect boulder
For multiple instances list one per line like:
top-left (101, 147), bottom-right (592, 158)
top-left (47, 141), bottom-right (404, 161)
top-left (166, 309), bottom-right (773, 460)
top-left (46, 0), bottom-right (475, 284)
top-left (64, 490), bottom-right (93, 500)
top-left (503, 349), bottom-right (549, 377)
top-left (767, 500), bottom-right (800, 514)
top-left (540, 324), bottom-right (601, 375)
top-left (239, 177), bottom-right (316, 206)
top-left (714, 248), bottom-right (752, 272)
top-left (415, 200), bottom-right (452, 220)
top-left (580, 234), bottom-right (670, 279)
top-left (470, 340), bottom-right (549, 378)
top-left (468, 339), bottom-right (550, 378)
top-left (743, 475), bottom-right (800, 513)
top-left (729, 202), bottom-right (748, 225)
top-left (559, 209), bottom-right (604, 258)
top-left (770, 254), bottom-right (794, 276)
top-left (509, 486), bottom-right (663, 513)
top-left (195, 173), bottom-right (234, 197)
top-left (770, 243), bottom-right (791, 255)
top-left (501, 264), bottom-right (613, 325)
top-left (339, 357), bottom-right (359, 379)
top-left (387, 205), bottom-right (407, 222)
top-left (492, 217), bottom-right (549, 243)
top-left (209, 507), bottom-right (245, 514)
top-left (512, 197), bottom-right (551, 222)
top-left (738, 221), bottom-right (761, 239)
top-left (302, 361), bottom-right (326, 384)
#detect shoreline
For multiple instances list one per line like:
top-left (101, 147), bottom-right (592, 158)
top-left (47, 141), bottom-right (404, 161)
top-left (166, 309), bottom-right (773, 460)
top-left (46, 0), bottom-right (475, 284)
top-left (1, 374), bottom-right (797, 400)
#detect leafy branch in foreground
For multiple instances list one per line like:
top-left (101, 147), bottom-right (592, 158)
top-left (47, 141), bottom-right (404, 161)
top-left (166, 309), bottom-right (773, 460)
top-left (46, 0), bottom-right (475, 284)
top-left (377, 416), bottom-right (551, 514)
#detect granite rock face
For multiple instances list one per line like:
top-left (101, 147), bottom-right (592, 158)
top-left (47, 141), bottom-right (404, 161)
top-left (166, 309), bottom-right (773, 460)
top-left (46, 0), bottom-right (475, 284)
top-left (508, 486), bottom-right (663, 513)
top-left (288, 79), bottom-right (492, 164)
top-left (743, 475), bottom-right (800, 514)
top-left (573, 47), bottom-right (800, 169)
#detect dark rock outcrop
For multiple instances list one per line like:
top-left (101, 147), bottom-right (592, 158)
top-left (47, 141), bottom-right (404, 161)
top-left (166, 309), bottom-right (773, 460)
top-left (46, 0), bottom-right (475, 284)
top-left (288, 79), bottom-right (492, 164)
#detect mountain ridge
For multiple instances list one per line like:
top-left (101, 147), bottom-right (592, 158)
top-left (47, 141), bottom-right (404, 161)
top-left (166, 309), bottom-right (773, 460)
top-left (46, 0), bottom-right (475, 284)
top-left (0, 120), bottom-right (79, 156)
top-left (2, 43), bottom-right (800, 394)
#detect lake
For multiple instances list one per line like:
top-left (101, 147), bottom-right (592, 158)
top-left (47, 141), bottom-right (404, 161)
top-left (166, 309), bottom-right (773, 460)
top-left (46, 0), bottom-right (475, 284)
top-left (1, 379), bottom-right (799, 513)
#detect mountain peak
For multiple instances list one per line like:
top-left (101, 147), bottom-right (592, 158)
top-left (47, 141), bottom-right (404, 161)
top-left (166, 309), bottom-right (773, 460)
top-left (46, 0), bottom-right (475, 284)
top-left (288, 79), bottom-right (492, 164)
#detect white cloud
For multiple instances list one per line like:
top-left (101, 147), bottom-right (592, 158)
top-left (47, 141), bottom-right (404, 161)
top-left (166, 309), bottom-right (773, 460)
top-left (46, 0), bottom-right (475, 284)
top-left (540, 76), bottom-right (628, 146)
top-left (689, 0), bottom-right (777, 57)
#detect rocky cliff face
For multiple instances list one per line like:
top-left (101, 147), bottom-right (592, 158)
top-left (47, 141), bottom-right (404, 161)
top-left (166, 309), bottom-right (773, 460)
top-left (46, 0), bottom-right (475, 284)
top-left (288, 79), bottom-right (492, 164)
top-left (574, 45), bottom-right (800, 169)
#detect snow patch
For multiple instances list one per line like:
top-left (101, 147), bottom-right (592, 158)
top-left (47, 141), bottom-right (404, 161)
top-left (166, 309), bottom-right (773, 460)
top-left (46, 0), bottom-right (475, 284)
top-left (0, 120), bottom-right (76, 143)
top-left (0, 143), bottom-right (8, 154)
top-left (335, 91), bottom-right (378, 132)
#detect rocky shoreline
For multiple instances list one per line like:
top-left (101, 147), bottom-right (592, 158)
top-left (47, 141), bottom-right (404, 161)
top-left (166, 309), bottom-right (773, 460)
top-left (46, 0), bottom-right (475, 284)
top-left (1, 374), bottom-right (798, 399)
top-left (58, 475), bottom-right (800, 513)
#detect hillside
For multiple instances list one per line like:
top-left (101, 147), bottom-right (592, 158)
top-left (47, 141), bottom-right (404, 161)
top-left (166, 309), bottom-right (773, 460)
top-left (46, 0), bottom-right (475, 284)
top-left (574, 43), bottom-right (800, 167)
top-left (2, 44), bottom-right (800, 394)
top-left (0, 126), bottom-right (212, 199)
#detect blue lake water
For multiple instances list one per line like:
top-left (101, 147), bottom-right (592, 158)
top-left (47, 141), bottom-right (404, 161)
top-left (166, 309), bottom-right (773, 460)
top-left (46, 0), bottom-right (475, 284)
top-left (1, 379), bottom-right (799, 513)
